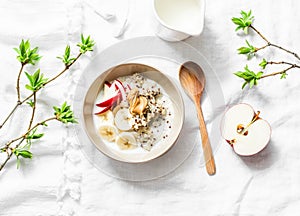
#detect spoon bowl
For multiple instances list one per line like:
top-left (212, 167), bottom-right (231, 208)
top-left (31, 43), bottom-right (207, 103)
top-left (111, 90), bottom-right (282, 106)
top-left (179, 61), bottom-right (216, 175)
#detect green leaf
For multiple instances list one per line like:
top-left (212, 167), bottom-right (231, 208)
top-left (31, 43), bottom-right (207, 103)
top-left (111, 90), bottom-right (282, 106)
top-left (13, 148), bottom-right (33, 169)
top-left (57, 45), bottom-right (76, 66)
top-left (232, 10), bottom-right (254, 34)
top-left (14, 39), bottom-right (42, 65)
top-left (14, 149), bottom-right (33, 158)
top-left (77, 34), bottom-right (95, 54)
top-left (25, 72), bottom-right (34, 86)
top-left (259, 58), bottom-right (268, 69)
top-left (24, 69), bottom-right (48, 91)
top-left (25, 84), bottom-right (34, 91)
top-left (238, 40), bottom-right (256, 58)
top-left (53, 102), bottom-right (78, 124)
top-left (256, 71), bottom-right (264, 79)
top-left (13, 47), bottom-right (20, 54)
top-left (234, 65), bottom-right (264, 89)
top-left (238, 47), bottom-right (252, 54)
top-left (242, 81), bottom-right (248, 89)
top-left (41, 122), bottom-right (48, 127)
top-left (32, 69), bottom-right (40, 86)
top-left (232, 17), bottom-right (243, 26)
top-left (26, 100), bottom-right (35, 107)
top-left (26, 128), bottom-right (44, 140)
top-left (280, 72), bottom-right (287, 79)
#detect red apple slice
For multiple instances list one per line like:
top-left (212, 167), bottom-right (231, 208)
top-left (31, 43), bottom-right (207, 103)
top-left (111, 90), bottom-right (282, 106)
top-left (220, 103), bottom-right (272, 156)
top-left (100, 80), bottom-right (123, 106)
top-left (96, 92), bottom-right (121, 107)
top-left (95, 106), bottom-right (111, 115)
top-left (95, 82), bottom-right (120, 114)
top-left (95, 79), bottom-right (127, 115)
top-left (116, 79), bottom-right (125, 89)
top-left (113, 80), bottom-right (126, 100)
top-left (104, 83), bottom-right (118, 99)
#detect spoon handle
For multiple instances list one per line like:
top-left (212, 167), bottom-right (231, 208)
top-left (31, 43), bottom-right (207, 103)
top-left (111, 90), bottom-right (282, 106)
top-left (194, 96), bottom-right (216, 175)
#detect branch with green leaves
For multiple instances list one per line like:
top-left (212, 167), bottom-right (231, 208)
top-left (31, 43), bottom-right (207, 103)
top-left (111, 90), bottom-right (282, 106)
top-left (14, 40), bottom-right (42, 103)
top-left (0, 34), bottom-right (95, 129)
top-left (232, 10), bottom-right (300, 89)
top-left (0, 34), bottom-right (94, 172)
top-left (0, 102), bottom-right (77, 171)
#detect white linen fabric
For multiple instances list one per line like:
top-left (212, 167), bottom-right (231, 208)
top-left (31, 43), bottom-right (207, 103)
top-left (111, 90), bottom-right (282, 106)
top-left (0, 0), bottom-right (83, 215)
top-left (1, 0), bottom-right (300, 215)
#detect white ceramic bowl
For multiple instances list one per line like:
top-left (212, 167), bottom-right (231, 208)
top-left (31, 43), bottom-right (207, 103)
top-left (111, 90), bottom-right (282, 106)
top-left (82, 63), bottom-right (184, 163)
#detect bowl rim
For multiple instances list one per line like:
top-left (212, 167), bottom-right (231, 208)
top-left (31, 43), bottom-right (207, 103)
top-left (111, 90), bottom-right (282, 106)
top-left (82, 62), bottom-right (185, 163)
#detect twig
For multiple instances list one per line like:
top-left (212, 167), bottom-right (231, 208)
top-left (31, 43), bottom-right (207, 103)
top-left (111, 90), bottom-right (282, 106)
top-left (0, 104), bottom-right (19, 129)
top-left (267, 61), bottom-right (300, 67)
top-left (21, 53), bottom-right (82, 104)
top-left (250, 25), bottom-right (300, 61)
top-left (260, 65), bottom-right (295, 79)
top-left (250, 25), bottom-right (269, 44)
top-left (27, 92), bottom-right (36, 130)
top-left (0, 117), bottom-right (57, 171)
top-left (270, 44), bottom-right (300, 60)
top-left (261, 61), bottom-right (300, 79)
top-left (16, 63), bottom-right (25, 104)
top-left (45, 53), bottom-right (82, 85)
top-left (6, 117), bottom-right (56, 147)
top-left (0, 148), bottom-right (15, 171)
top-left (0, 53), bottom-right (82, 130)
top-left (255, 44), bottom-right (270, 52)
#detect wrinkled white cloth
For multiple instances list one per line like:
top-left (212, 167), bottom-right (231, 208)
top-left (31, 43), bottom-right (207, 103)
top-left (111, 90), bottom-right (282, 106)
top-left (0, 0), bottom-right (83, 215)
top-left (1, 0), bottom-right (300, 215)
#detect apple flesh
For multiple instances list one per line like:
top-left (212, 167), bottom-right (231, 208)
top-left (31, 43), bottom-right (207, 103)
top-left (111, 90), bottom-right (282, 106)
top-left (220, 103), bottom-right (271, 156)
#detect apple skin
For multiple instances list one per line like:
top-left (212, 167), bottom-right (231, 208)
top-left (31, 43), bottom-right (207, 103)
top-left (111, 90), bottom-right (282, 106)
top-left (220, 103), bottom-right (272, 156)
top-left (104, 81), bottom-right (112, 88)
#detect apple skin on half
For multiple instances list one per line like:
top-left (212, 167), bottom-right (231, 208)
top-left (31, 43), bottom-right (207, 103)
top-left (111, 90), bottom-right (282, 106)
top-left (220, 103), bottom-right (272, 156)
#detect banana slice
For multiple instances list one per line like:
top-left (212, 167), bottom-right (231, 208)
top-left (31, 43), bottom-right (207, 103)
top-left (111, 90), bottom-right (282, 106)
top-left (114, 108), bottom-right (133, 131)
top-left (116, 132), bottom-right (137, 150)
top-left (98, 125), bottom-right (118, 142)
top-left (97, 110), bottom-right (114, 124)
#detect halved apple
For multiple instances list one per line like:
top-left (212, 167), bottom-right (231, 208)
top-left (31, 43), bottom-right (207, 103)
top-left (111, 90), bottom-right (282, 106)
top-left (220, 103), bottom-right (271, 156)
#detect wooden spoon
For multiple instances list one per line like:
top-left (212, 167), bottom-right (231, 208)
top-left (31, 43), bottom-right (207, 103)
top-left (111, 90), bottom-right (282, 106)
top-left (179, 61), bottom-right (216, 175)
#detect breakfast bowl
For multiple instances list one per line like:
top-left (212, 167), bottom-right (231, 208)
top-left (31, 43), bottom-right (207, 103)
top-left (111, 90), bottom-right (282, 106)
top-left (82, 63), bottom-right (184, 163)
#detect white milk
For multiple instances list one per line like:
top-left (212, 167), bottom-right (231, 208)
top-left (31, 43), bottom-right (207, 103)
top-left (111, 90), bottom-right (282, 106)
top-left (155, 0), bottom-right (202, 34)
